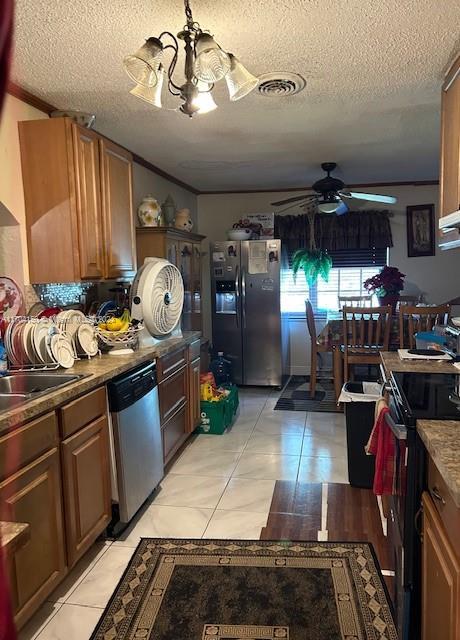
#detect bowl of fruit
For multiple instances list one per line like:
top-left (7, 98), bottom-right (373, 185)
top-left (96, 309), bottom-right (143, 350)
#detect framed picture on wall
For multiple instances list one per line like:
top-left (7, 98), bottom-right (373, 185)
top-left (406, 204), bottom-right (435, 257)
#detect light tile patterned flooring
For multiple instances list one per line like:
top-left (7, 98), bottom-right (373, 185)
top-left (20, 387), bottom-right (348, 640)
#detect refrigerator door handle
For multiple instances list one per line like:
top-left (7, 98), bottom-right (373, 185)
top-left (241, 266), bottom-right (247, 329)
top-left (235, 265), bottom-right (240, 328)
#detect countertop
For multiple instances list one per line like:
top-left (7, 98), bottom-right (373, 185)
top-left (0, 331), bottom-right (201, 436)
top-left (0, 521), bottom-right (30, 557)
top-left (417, 420), bottom-right (460, 508)
top-left (380, 351), bottom-right (460, 375)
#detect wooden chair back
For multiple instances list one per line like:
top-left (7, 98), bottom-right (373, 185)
top-left (305, 299), bottom-right (317, 344)
top-left (342, 306), bottom-right (392, 351)
top-left (399, 304), bottom-right (451, 349)
top-left (338, 295), bottom-right (372, 309)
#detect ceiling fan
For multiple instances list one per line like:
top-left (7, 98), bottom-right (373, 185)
top-left (271, 162), bottom-right (397, 215)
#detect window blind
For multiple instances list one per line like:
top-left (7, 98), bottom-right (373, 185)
top-left (280, 248), bottom-right (387, 314)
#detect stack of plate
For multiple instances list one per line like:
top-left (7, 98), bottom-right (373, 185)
top-left (4, 318), bottom-right (78, 368)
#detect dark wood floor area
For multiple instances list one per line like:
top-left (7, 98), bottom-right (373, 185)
top-left (260, 481), bottom-right (395, 600)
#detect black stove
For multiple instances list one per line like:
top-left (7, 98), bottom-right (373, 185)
top-left (390, 371), bottom-right (460, 423)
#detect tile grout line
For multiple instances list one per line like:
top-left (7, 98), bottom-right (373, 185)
top-left (202, 391), bottom-right (270, 539)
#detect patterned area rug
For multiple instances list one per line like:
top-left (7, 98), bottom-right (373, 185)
top-left (274, 376), bottom-right (341, 412)
top-left (91, 539), bottom-right (397, 640)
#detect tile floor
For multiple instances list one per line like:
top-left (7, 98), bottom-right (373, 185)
top-left (20, 387), bottom-right (348, 640)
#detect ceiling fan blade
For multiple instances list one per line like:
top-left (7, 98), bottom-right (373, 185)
top-left (335, 200), bottom-right (349, 216)
top-left (271, 194), bottom-right (314, 206)
top-left (340, 191), bottom-right (397, 204)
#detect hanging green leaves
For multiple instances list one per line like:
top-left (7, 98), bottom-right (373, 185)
top-left (292, 248), bottom-right (332, 286)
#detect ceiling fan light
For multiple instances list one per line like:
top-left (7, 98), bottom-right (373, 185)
top-left (129, 66), bottom-right (164, 108)
top-left (192, 80), bottom-right (218, 114)
top-left (123, 37), bottom-right (163, 87)
top-left (225, 54), bottom-right (258, 101)
top-left (194, 33), bottom-right (231, 83)
top-left (318, 200), bottom-right (340, 214)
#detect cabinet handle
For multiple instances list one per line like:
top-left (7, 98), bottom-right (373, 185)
top-left (430, 486), bottom-right (446, 505)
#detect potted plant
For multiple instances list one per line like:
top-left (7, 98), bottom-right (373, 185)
top-left (292, 248), bottom-right (332, 286)
top-left (363, 266), bottom-right (405, 312)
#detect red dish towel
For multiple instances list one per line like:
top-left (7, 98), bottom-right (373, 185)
top-left (365, 406), bottom-right (396, 495)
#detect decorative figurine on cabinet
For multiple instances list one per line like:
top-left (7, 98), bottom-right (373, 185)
top-left (174, 208), bottom-right (193, 232)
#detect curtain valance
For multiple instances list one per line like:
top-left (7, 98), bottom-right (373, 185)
top-left (274, 210), bottom-right (393, 254)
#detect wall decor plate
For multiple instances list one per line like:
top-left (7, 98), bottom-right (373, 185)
top-left (0, 277), bottom-right (25, 319)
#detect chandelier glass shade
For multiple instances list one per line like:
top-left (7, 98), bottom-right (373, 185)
top-left (123, 0), bottom-right (258, 117)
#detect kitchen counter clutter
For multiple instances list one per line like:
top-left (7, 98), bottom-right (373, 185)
top-left (0, 331), bottom-right (201, 436)
top-left (380, 350), bottom-right (460, 375)
top-left (417, 420), bottom-right (460, 508)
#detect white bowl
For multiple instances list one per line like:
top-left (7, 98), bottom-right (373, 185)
top-left (451, 317), bottom-right (460, 327)
top-left (227, 229), bottom-right (252, 241)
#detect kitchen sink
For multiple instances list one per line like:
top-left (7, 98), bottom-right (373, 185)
top-left (0, 373), bottom-right (85, 396)
top-left (0, 393), bottom-right (29, 411)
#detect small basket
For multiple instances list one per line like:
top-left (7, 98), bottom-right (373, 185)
top-left (95, 324), bottom-right (144, 350)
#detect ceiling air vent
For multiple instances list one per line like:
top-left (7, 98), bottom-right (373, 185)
top-left (257, 72), bottom-right (306, 97)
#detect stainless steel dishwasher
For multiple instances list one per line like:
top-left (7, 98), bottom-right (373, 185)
top-left (107, 361), bottom-right (163, 535)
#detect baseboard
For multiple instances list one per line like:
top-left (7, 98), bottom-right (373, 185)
top-left (290, 366), bottom-right (310, 376)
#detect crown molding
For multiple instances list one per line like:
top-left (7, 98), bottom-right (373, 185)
top-left (198, 180), bottom-right (439, 195)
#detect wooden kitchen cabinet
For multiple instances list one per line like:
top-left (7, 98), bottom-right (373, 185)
top-left (440, 56), bottom-right (460, 221)
top-left (61, 415), bottom-right (111, 567)
top-left (136, 228), bottom-right (205, 332)
top-left (72, 125), bottom-right (105, 279)
top-left (100, 138), bottom-right (136, 279)
top-left (19, 117), bottom-right (136, 282)
top-left (0, 446), bottom-right (66, 629)
top-left (187, 339), bottom-right (201, 433)
top-left (421, 491), bottom-right (460, 640)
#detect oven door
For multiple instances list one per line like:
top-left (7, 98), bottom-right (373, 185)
top-left (386, 395), bottom-right (422, 640)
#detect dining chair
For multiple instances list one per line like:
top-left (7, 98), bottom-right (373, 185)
top-left (305, 300), bottom-right (329, 398)
top-left (338, 295), bottom-right (373, 309)
top-left (399, 304), bottom-right (451, 349)
top-left (342, 305), bottom-right (392, 381)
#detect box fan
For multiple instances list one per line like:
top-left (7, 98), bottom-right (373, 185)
top-left (130, 258), bottom-right (184, 347)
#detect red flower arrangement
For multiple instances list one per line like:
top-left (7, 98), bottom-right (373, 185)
top-left (363, 266), bottom-right (405, 297)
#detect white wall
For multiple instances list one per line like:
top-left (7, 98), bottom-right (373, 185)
top-left (198, 185), bottom-right (460, 373)
top-left (0, 94), bottom-right (48, 286)
top-left (132, 164), bottom-right (197, 228)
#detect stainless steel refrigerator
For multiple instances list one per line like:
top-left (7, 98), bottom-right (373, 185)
top-left (210, 239), bottom-right (290, 386)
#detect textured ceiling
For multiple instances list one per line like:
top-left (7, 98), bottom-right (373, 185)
top-left (12, 0), bottom-right (460, 190)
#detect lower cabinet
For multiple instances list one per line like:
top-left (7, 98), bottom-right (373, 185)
top-left (162, 405), bottom-right (187, 463)
top-left (0, 447), bottom-right (66, 629)
top-left (157, 342), bottom-right (201, 464)
top-left (61, 414), bottom-right (111, 567)
top-left (422, 491), bottom-right (460, 640)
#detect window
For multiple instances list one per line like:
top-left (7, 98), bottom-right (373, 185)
top-left (280, 249), bottom-right (387, 314)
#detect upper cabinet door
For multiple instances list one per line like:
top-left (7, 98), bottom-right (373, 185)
top-left (99, 139), bottom-right (136, 279)
top-left (440, 60), bottom-right (460, 219)
top-left (72, 125), bottom-right (105, 279)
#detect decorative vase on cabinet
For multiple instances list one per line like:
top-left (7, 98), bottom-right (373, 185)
top-left (137, 195), bottom-right (161, 227)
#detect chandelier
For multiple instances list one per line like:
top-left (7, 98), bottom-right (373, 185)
top-left (123, 0), bottom-right (259, 117)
